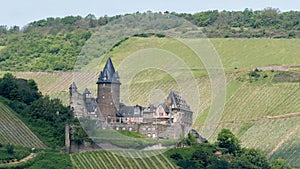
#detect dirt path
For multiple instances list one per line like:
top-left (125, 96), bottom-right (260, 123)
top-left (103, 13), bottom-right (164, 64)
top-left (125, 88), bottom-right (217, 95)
top-left (266, 124), bottom-right (300, 159)
top-left (253, 65), bottom-right (300, 71)
top-left (193, 112), bottom-right (300, 127)
top-left (2, 153), bottom-right (37, 165)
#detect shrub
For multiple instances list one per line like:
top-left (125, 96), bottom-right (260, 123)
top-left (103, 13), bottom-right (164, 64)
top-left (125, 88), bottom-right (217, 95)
top-left (6, 144), bottom-right (14, 154)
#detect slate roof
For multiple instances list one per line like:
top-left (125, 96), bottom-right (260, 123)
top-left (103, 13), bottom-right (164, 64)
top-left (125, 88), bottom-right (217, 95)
top-left (97, 57), bottom-right (121, 84)
top-left (83, 88), bottom-right (91, 95)
top-left (168, 91), bottom-right (191, 111)
top-left (119, 106), bottom-right (143, 117)
top-left (161, 102), bottom-right (170, 113)
top-left (85, 98), bottom-right (97, 113)
top-left (190, 129), bottom-right (207, 143)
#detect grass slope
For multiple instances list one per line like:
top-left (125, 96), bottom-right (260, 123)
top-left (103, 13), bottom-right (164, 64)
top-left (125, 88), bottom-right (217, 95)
top-left (0, 102), bottom-right (47, 148)
top-left (81, 37), bottom-right (300, 71)
top-left (211, 38), bottom-right (300, 70)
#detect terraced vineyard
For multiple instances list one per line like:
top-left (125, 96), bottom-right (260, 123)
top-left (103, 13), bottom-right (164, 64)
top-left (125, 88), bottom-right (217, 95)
top-left (0, 102), bottom-right (47, 148)
top-left (192, 79), bottom-right (300, 167)
top-left (70, 150), bottom-right (177, 169)
top-left (240, 117), bottom-right (300, 167)
top-left (196, 81), bottom-right (299, 136)
top-left (270, 125), bottom-right (300, 167)
top-left (222, 82), bottom-right (299, 121)
top-left (14, 72), bottom-right (99, 105)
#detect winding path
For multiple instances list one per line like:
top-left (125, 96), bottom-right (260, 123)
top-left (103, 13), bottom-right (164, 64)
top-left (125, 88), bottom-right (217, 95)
top-left (0, 153), bottom-right (37, 165)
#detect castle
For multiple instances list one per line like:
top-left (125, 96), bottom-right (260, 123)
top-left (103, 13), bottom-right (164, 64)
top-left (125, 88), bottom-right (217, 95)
top-left (69, 58), bottom-right (193, 139)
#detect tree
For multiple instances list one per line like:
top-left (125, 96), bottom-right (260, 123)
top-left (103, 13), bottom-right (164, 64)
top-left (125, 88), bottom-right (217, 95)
top-left (6, 144), bottom-right (14, 154)
top-left (231, 148), bottom-right (270, 169)
top-left (0, 73), bottom-right (41, 104)
top-left (72, 126), bottom-right (90, 145)
top-left (85, 14), bottom-right (97, 28)
top-left (190, 143), bottom-right (219, 168)
top-left (0, 73), bottom-right (17, 99)
top-left (270, 158), bottom-right (292, 169)
top-left (183, 132), bottom-right (198, 146)
top-left (23, 96), bottom-right (73, 148)
top-left (217, 128), bottom-right (241, 155)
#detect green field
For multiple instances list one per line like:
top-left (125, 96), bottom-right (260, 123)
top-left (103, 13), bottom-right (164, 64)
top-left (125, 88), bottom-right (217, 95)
top-left (0, 102), bottom-right (47, 148)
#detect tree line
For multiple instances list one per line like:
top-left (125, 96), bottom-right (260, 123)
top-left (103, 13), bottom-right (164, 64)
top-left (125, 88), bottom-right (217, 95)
top-left (0, 73), bottom-right (74, 149)
top-left (168, 128), bottom-right (291, 169)
top-left (0, 8), bottom-right (299, 71)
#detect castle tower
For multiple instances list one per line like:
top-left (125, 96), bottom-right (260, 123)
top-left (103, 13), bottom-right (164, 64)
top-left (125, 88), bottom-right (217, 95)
top-left (69, 82), bottom-right (78, 107)
top-left (69, 82), bottom-right (77, 97)
top-left (96, 58), bottom-right (121, 118)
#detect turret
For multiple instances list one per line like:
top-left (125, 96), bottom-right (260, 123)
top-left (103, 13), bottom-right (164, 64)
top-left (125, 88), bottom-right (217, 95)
top-left (96, 57), bottom-right (121, 118)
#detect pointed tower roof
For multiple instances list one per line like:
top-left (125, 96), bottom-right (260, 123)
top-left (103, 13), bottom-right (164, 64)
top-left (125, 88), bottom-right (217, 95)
top-left (69, 82), bottom-right (77, 90)
top-left (97, 57), bottom-right (121, 84)
top-left (83, 88), bottom-right (91, 94)
top-left (168, 91), bottom-right (191, 111)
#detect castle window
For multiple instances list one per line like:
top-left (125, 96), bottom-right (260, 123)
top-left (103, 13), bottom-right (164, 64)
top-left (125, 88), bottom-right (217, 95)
top-left (102, 95), bottom-right (105, 98)
top-left (110, 101), bottom-right (113, 105)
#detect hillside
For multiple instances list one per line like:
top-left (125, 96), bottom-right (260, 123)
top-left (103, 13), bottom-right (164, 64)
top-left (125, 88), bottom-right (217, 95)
top-left (0, 9), bottom-right (300, 72)
top-left (195, 78), bottom-right (300, 166)
top-left (0, 101), bottom-right (46, 148)
top-left (2, 37), bottom-right (298, 103)
top-left (2, 36), bottom-right (298, 167)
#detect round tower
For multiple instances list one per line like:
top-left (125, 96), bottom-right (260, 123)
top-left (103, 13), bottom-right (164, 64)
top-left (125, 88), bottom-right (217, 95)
top-left (96, 57), bottom-right (121, 118)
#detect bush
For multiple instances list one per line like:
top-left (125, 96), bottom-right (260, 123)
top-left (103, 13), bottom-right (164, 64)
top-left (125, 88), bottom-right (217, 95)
top-left (6, 144), bottom-right (14, 154)
top-left (170, 153), bottom-right (183, 160)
